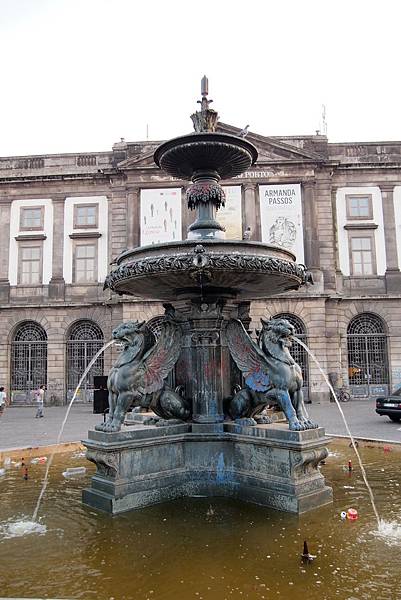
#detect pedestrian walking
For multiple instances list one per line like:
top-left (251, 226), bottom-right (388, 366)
top-left (35, 385), bottom-right (45, 418)
top-left (0, 386), bottom-right (6, 417)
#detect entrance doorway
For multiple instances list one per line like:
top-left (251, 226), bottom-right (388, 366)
top-left (347, 313), bottom-right (389, 397)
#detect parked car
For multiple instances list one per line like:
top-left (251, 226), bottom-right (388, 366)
top-left (376, 387), bottom-right (401, 422)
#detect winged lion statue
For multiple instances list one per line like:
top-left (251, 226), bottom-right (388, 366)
top-left (95, 319), bottom-right (189, 432)
top-left (226, 317), bottom-right (318, 431)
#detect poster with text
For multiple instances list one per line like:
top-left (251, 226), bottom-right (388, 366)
top-left (140, 188), bottom-right (182, 246)
top-left (259, 183), bottom-right (304, 262)
top-left (218, 186), bottom-right (242, 239)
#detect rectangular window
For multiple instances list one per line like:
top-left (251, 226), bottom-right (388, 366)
top-left (74, 203), bottom-right (98, 228)
top-left (20, 206), bottom-right (44, 230)
top-left (346, 195), bottom-right (373, 220)
top-left (73, 241), bottom-right (97, 283)
top-left (18, 244), bottom-right (42, 284)
top-left (350, 235), bottom-right (375, 275)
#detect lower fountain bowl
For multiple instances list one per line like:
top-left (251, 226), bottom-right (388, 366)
top-left (105, 240), bottom-right (309, 301)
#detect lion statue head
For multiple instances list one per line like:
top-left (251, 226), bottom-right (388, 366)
top-left (112, 320), bottom-right (155, 351)
top-left (258, 317), bottom-right (296, 363)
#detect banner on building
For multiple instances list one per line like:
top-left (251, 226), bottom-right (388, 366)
top-left (218, 186), bottom-right (242, 240)
top-left (140, 188), bottom-right (182, 246)
top-left (259, 183), bottom-right (304, 262)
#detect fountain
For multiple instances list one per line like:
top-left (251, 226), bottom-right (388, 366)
top-left (3, 79), bottom-right (401, 600)
top-left (82, 77), bottom-right (332, 515)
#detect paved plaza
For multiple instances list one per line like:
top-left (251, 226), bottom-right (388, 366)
top-left (0, 398), bottom-right (400, 452)
top-left (0, 403), bottom-right (104, 451)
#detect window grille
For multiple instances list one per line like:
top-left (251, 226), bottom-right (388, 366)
top-left (11, 321), bottom-right (47, 398)
top-left (347, 313), bottom-right (389, 393)
top-left (66, 321), bottom-right (104, 400)
top-left (272, 313), bottom-right (309, 389)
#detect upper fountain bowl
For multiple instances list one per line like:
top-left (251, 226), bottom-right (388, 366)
top-left (104, 239), bottom-right (310, 301)
top-left (154, 132), bottom-right (258, 180)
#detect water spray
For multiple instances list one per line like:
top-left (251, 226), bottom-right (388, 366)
top-left (31, 339), bottom-right (114, 522)
top-left (294, 336), bottom-right (381, 528)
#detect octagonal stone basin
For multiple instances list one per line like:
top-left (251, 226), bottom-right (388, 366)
top-left (104, 240), bottom-right (308, 301)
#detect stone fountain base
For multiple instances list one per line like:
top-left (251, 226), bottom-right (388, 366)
top-left (82, 422), bottom-right (332, 515)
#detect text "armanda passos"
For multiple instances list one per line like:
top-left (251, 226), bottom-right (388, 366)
top-left (265, 188), bottom-right (296, 204)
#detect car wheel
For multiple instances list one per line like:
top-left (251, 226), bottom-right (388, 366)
top-left (389, 416), bottom-right (401, 422)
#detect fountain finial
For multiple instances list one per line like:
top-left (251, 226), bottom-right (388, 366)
top-left (201, 75), bottom-right (208, 97)
top-left (191, 75), bottom-right (219, 133)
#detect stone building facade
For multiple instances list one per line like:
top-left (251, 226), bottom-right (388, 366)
top-left (0, 123), bottom-right (400, 405)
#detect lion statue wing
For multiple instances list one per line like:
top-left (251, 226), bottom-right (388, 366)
top-left (137, 320), bottom-right (183, 394)
top-left (226, 319), bottom-right (271, 392)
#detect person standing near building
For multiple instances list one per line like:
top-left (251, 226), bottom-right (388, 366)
top-left (35, 385), bottom-right (45, 418)
top-left (0, 387), bottom-right (6, 417)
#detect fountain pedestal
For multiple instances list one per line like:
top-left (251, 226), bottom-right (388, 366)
top-left (83, 422), bottom-right (332, 514)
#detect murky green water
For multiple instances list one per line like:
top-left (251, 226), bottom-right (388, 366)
top-left (0, 444), bottom-right (401, 600)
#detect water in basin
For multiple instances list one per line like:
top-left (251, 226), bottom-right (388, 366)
top-left (1, 444), bottom-right (400, 599)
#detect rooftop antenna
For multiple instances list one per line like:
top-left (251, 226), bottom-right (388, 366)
top-left (146, 124), bottom-right (149, 140)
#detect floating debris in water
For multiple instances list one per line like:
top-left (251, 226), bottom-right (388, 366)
top-left (0, 468), bottom-right (6, 477)
top-left (62, 466), bottom-right (86, 478)
top-left (347, 508), bottom-right (358, 521)
top-left (30, 457), bottom-right (47, 464)
top-left (72, 451), bottom-right (86, 459)
top-left (301, 540), bottom-right (316, 562)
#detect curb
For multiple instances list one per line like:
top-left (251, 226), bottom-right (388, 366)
top-left (328, 433), bottom-right (401, 449)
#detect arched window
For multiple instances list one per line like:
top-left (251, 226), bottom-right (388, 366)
top-left (347, 313), bottom-right (389, 395)
top-left (273, 313), bottom-right (309, 390)
top-left (66, 320), bottom-right (104, 401)
top-left (11, 321), bottom-right (47, 402)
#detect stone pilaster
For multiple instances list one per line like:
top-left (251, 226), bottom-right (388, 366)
top-left (243, 183), bottom-right (257, 240)
top-left (315, 174), bottom-right (336, 292)
top-left (46, 339), bottom-right (66, 405)
top-left (381, 185), bottom-right (401, 292)
top-left (302, 180), bottom-right (323, 292)
top-left (48, 195), bottom-right (66, 300)
top-left (127, 188), bottom-right (139, 249)
top-left (110, 185), bottom-right (128, 261)
top-left (0, 199), bottom-right (11, 302)
top-left (302, 181), bottom-right (319, 268)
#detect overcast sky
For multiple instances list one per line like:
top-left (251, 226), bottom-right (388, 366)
top-left (1, 0), bottom-right (400, 156)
